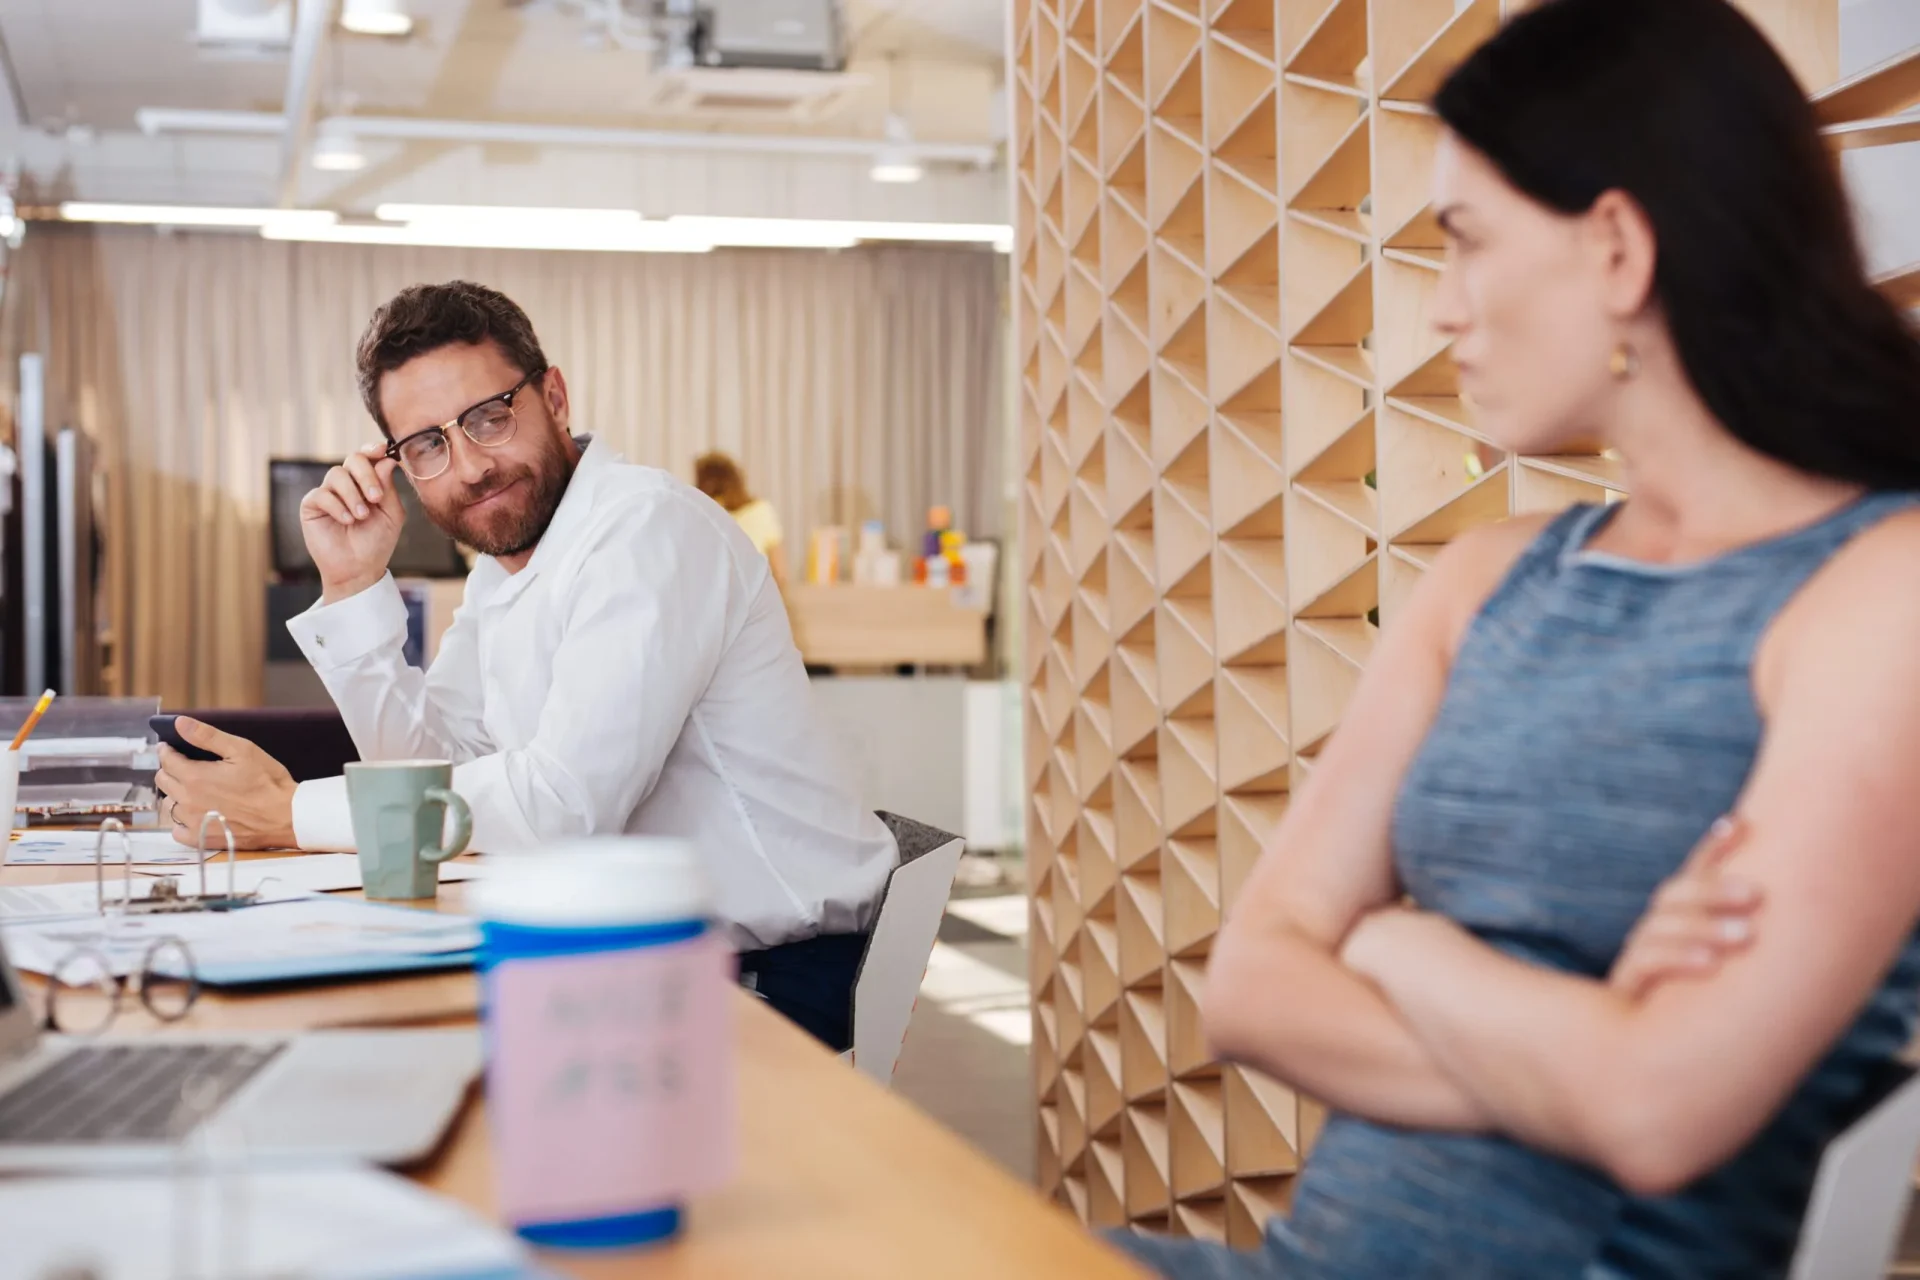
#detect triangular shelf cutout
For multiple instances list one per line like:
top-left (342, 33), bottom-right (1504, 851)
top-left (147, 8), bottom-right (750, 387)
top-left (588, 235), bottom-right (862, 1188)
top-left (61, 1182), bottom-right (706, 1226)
top-left (1290, 259), bottom-right (1372, 346)
top-left (1065, 43), bottom-right (1101, 140)
top-left (1214, 93), bottom-right (1278, 196)
top-left (1177, 1198), bottom-right (1229, 1246)
top-left (1158, 308), bottom-right (1211, 420)
top-left (1224, 1067), bottom-right (1302, 1176)
top-left (1210, 0), bottom-right (1274, 64)
top-left (1290, 343), bottom-right (1373, 390)
top-left (1387, 341), bottom-right (1459, 398)
top-left (1114, 758), bottom-right (1162, 869)
top-left (1165, 837), bottom-right (1220, 959)
top-left (1292, 404), bottom-right (1373, 485)
top-left (1212, 414), bottom-right (1286, 534)
top-left (1207, 169), bottom-right (1279, 282)
top-left (1286, 0), bottom-right (1366, 88)
top-left (1146, 122), bottom-right (1206, 231)
top-left (1298, 615), bottom-right (1377, 672)
top-left (1101, 80), bottom-right (1147, 175)
top-left (1067, 0), bottom-right (1098, 52)
top-left (1166, 959), bottom-right (1212, 1081)
top-left (1287, 108), bottom-right (1371, 212)
top-left (1065, 261), bottom-right (1103, 361)
top-left (1378, 409), bottom-right (1495, 538)
top-left (1146, 4), bottom-right (1204, 112)
top-left (1121, 1101), bottom-right (1171, 1223)
top-left (1217, 666), bottom-right (1291, 792)
top-left (1119, 883), bottom-right (1169, 994)
top-left (1388, 392), bottom-right (1479, 438)
top-left (1208, 292), bottom-right (1284, 408)
top-left (1065, 147), bottom-right (1101, 246)
top-left (1286, 498), bottom-right (1373, 616)
top-left (1107, 382), bottom-right (1156, 520)
top-left (1155, 176), bottom-right (1208, 278)
top-left (1162, 430), bottom-right (1211, 521)
top-left (1214, 538), bottom-right (1288, 663)
top-left (1143, 344), bottom-right (1204, 460)
top-left (1157, 48), bottom-right (1206, 148)
top-left (1076, 710), bottom-right (1116, 799)
top-left (1084, 1018), bottom-right (1124, 1131)
top-left (1070, 203), bottom-right (1101, 276)
top-left (1109, 131), bottom-right (1149, 224)
top-left (1293, 552), bottom-right (1377, 624)
top-left (1205, 35), bottom-right (1273, 150)
top-left (1155, 491), bottom-right (1214, 599)
top-left (1109, 533), bottom-right (1158, 646)
top-left (1156, 594), bottom-right (1215, 713)
top-left (1102, 310), bottom-right (1152, 407)
top-left (1289, 205), bottom-right (1370, 244)
top-left (1289, 623), bottom-right (1366, 755)
top-left (1078, 806), bottom-right (1120, 917)
top-left (1107, 12), bottom-right (1146, 104)
top-left (1382, 0), bottom-right (1498, 104)
top-left (1160, 718), bottom-right (1218, 834)
top-left (1170, 1078), bottom-right (1227, 1199)
top-left (1098, 0), bottom-right (1138, 58)
top-left (1220, 796), bottom-right (1286, 915)
top-left (1109, 250), bottom-right (1150, 340)
top-left (1150, 239), bottom-right (1209, 348)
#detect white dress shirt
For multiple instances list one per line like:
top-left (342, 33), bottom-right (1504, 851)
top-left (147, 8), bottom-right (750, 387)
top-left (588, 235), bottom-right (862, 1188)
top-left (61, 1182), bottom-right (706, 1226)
top-left (286, 437), bottom-right (894, 950)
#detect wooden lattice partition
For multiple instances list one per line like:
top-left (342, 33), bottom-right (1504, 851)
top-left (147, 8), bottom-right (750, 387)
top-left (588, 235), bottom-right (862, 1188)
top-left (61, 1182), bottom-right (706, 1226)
top-left (1016, 0), bottom-right (1911, 1242)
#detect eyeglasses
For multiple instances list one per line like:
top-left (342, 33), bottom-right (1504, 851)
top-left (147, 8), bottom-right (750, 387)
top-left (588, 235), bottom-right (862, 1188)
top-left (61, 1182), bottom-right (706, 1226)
top-left (43, 935), bottom-right (200, 1035)
top-left (385, 366), bottom-right (546, 481)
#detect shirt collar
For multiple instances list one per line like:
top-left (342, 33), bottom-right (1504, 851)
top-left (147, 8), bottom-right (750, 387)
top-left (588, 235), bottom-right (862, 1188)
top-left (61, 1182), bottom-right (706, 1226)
top-left (470, 434), bottom-right (615, 607)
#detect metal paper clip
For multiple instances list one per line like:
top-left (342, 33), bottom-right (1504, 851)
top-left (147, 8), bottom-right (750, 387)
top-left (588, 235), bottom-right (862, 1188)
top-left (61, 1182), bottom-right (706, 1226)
top-left (95, 812), bottom-right (263, 915)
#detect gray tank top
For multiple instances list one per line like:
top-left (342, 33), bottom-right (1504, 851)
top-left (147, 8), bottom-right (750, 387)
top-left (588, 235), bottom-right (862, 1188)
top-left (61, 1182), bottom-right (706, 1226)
top-left (1257, 494), bottom-right (1920, 1278)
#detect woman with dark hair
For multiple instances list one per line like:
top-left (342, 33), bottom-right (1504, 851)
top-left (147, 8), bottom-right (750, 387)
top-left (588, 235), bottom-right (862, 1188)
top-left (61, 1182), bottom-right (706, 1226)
top-left (1114, 0), bottom-right (1920, 1276)
top-left (694, 451), bottom-right (787, 587)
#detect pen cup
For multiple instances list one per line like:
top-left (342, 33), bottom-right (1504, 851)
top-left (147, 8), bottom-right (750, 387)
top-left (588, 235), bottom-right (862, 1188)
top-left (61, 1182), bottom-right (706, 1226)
top-left (469, 839), bottom-right (737, 1249)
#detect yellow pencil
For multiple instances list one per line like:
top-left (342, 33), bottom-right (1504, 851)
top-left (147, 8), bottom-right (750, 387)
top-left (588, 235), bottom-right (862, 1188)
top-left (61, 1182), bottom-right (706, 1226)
top-left (9, 689), bottom-right (55, 752)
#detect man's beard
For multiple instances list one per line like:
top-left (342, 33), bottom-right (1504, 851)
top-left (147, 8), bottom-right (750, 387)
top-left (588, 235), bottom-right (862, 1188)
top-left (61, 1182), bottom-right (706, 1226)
top-left (426, 439), bottom-right (574, 559)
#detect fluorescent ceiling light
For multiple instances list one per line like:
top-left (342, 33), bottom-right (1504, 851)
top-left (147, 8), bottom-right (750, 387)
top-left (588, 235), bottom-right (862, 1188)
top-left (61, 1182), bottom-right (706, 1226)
top-left (665, 216), bottom-right (859, 250)
top-left (374, 203), bottom-right (647, 230)
top-left (57, 203), bottom-right (340, 232)
top-left (311, 134), bottom-right (367, 172)
top-left (340, 0), bottom-right (413, 36)
top-left (869, 158), bottom-right (926, 184)
top-left (262, 219), bottom-right (714, 254)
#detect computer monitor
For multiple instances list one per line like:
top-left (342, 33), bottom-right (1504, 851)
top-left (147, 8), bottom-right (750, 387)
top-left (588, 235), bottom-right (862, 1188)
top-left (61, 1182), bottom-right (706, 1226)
top-left (269, 459), bottom-right (467, 580)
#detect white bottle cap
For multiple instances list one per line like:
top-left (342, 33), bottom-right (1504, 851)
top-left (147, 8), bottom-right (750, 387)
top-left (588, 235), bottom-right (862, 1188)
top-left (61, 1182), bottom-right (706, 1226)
top-left (466, 836), bottom-right (709, 928)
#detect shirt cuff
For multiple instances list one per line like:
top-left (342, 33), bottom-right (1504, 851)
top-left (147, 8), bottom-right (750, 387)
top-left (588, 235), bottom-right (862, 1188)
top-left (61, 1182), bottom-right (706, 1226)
top-left (292, 776), bottom-right (357, 851)
top-left (286, 574), bottom-right (409, 671)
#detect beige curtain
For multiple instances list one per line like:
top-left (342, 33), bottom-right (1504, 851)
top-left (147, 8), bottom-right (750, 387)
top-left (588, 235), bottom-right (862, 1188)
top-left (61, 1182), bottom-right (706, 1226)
top-left (0, 226), bottom-right (1005, 708)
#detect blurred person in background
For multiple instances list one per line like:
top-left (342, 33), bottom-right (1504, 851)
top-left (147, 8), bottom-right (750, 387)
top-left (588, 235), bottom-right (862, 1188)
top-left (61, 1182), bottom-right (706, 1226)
top-left (695, 451), bottom-right (787, 588)
top-left (1115, 0), bottom-right (1920, 1277)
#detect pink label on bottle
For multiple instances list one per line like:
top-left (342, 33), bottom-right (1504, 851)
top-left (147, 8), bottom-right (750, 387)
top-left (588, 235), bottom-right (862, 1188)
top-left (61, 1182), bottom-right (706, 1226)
top-left (485, 933), bottom-right (737, 1225)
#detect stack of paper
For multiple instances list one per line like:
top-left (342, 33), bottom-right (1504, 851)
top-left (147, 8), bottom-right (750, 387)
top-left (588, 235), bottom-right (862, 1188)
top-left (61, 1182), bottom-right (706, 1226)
top-left (0, 1164), bottom-right (540, 1279)
top-left (5, 829), bottom-right (209, 866)
top-left (0, 896), bottom-right (481, 986)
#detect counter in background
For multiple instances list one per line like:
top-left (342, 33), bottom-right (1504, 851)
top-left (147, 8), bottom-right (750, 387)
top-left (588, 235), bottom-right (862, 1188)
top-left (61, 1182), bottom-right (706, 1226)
top-left (786, 585), bottom-right (988, 670)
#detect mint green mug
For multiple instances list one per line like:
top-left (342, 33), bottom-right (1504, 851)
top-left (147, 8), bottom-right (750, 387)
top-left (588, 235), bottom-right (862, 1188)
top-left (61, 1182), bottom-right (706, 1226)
top-left (344, 760), bottom-right (473, 901)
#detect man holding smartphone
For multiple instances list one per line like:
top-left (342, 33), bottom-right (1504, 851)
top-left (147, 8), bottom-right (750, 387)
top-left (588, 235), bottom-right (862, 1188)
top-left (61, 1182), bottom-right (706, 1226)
top-left (156, 280), bottom-right (894, 1048)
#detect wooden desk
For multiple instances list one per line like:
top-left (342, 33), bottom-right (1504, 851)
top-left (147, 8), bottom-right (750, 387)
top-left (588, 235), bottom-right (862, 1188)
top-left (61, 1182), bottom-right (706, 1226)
top-left (4, 855), bottom-right (1145, 1279)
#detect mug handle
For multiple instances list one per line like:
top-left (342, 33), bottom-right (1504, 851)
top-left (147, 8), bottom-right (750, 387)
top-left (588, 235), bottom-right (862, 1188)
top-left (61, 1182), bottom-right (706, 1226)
top-left (419, 788), bottom-right (472, 862)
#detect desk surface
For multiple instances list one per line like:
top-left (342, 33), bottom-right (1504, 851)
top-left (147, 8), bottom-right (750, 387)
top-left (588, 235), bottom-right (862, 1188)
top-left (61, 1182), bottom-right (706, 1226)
top-left (4, 853), bottom-right (1144, 1279)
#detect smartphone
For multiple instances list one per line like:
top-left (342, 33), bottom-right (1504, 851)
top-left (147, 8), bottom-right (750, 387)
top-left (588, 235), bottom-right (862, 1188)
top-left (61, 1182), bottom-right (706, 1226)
top-left (150, 714), bottom-right (221, 763)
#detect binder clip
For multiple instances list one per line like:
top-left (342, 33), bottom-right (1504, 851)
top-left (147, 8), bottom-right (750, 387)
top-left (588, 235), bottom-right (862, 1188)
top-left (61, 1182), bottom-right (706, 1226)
top-left (93, 813), bottom-right (264, 915)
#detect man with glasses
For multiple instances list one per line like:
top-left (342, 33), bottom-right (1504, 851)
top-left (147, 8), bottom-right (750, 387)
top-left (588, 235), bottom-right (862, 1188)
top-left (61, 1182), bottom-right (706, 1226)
top-left (154, 280), bottom-right (895, 1048)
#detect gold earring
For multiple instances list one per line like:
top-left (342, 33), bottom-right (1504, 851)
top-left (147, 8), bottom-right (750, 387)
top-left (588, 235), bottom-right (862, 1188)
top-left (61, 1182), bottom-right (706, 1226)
top-left (1608, 342), bottom-right (1641, 381)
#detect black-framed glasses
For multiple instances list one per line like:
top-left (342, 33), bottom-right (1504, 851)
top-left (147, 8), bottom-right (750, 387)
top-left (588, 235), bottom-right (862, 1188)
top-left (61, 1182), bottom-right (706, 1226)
top-left (385, 366), bottom-right (546, 481)
top-left (44, 935), bottom-right (200, 1035)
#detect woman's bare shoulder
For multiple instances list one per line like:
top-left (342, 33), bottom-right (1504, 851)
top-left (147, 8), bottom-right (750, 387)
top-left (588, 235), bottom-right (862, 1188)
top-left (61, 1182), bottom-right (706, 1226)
top-left (1417, 512), bottom-right (1562, 638)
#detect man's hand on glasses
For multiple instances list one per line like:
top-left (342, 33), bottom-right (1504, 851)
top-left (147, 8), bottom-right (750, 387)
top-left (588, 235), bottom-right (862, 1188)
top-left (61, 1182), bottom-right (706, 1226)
top-left (300, 442), bottom-right (407, 605)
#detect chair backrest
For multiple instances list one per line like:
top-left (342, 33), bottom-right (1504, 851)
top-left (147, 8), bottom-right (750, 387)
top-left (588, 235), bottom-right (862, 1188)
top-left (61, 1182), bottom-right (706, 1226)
top-left (848, 812), bottom-right (965, 1086)
top-left (1789, 1062), bottom-right (1920, 1279)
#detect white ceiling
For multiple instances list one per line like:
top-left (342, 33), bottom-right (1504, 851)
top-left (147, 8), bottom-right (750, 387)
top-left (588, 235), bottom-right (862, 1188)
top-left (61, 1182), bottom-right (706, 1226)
top-left (0, 0), bottom-right (1011, 220)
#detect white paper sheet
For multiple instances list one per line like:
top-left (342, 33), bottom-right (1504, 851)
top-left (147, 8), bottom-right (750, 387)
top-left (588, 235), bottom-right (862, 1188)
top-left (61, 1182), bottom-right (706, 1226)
top-left (0, 1164), bottom-right (532, 1280)
top-left (0, 855), bottom-right (483, 921)
top-left (3, 829), bottom-right (217, 865)
top-left (0, 896), bottom-right (480, 977)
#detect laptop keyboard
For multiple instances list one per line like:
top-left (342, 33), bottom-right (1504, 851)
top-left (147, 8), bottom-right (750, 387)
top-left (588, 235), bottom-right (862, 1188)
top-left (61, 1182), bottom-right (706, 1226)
top-left (0, 1042), bottom-right (286, 1144)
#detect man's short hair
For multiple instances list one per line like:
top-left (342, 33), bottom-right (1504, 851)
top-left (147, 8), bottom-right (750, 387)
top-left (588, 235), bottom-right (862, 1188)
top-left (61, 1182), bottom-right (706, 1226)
top-left (355, 281), bottom-right (549, 437)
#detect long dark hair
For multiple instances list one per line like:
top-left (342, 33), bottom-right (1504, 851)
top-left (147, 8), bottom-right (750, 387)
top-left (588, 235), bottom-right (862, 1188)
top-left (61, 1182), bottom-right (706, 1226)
top-left (1435, 0), bottom-right (1920, 489)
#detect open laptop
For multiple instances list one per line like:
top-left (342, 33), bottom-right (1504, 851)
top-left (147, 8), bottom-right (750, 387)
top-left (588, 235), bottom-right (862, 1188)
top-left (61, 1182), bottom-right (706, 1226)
top-left (0, 930), bottom-right (481, 1171)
